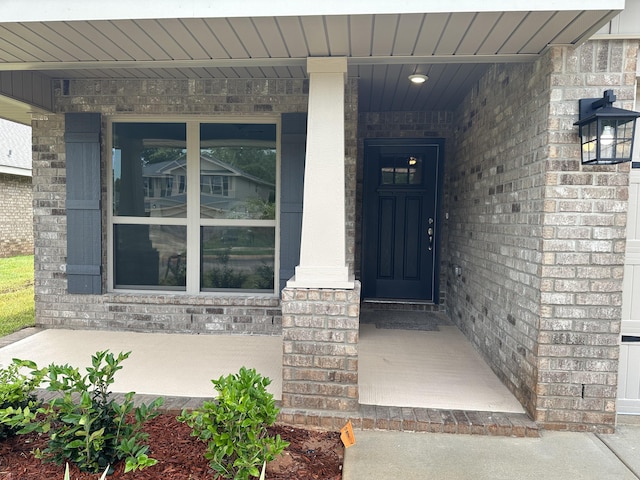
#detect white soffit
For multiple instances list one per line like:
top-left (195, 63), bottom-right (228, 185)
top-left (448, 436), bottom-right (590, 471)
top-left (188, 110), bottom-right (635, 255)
top-left (0, 11), bottom-right (621, 71)
top-left (0, 1), bottom-right (626, 117)
top-left (0, 0), bottom-right (626, 22)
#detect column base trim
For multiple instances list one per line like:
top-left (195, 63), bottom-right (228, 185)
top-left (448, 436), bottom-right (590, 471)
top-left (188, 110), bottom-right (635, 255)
top-left (287, 269), bottom-right (355, 289)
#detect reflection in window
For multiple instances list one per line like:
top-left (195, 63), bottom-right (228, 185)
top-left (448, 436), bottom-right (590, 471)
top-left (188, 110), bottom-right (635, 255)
top-left (111, 121), bottom-right (277, 294)
top-left (200, 124), bottom-right (276, 219)
top-left (201, 175), bottom-right (230, 196)
top-left (380, 155), bottom-right (423, 185)
top-left (114, 224), bottom-right (186, 290)
top-left (201, 227), bottom-right (275, 292)
top-left (112, 123), bottom-right (187, 218)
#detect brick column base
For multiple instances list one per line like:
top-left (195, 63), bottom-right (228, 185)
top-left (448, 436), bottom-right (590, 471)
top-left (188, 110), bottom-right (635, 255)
top-left (281, 281), bottom-right (360, 412)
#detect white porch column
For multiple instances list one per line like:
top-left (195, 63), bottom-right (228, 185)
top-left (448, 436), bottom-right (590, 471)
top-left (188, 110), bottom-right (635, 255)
top-left (287, 57), bottom-right (354, 289)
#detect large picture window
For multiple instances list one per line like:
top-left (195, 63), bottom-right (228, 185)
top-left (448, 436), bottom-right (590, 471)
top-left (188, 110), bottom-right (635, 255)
top-left (110, 120), bottom-right (277, 293)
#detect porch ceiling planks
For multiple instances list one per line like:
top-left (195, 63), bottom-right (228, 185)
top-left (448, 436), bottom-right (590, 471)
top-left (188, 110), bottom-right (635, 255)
top-left (0, 8), bottom-right (622, 117)
top-left (362, 63), bottom-right (493, 112)
top-left (552, 10), bottom-right (618, 45)
top-left (0, 11), bottom-right (618, 66)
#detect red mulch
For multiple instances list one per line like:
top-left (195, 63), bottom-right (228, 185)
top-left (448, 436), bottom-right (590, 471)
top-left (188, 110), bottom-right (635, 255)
top-left (0, 413), bottom-right (343, 479)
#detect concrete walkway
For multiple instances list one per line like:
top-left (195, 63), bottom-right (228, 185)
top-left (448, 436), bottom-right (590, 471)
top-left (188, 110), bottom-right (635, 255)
top-left (343, 422), bottom-right (640, 479)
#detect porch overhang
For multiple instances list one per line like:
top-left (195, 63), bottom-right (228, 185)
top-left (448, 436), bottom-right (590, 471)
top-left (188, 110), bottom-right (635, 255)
top-left (0, 0), bottom-right (625, 122)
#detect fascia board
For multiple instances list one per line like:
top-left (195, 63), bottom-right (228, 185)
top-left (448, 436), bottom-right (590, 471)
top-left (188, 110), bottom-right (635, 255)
top-left (0, 165), bottom-right (32, 177)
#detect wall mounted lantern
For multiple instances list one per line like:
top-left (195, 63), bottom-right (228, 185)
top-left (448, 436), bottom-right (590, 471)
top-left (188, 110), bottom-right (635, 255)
top-left (574, 89), bottom-right (640, 165)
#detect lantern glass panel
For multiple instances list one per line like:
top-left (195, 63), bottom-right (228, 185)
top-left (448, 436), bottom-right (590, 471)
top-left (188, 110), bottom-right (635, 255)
top-left (580, 120), bottom-right (598, 163)
top-left (599, 118), bottom-right (636, 163)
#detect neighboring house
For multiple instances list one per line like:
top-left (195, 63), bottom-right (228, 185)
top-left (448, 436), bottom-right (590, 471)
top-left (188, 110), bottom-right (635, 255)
top-left (136, 154), bottom-right (275, 219)
top-left (113, 149), bottom-right (276, 288)
top-left (0, 0), bottom-right (639, 433)
top-left (0, 118), bottom-right (32, 257)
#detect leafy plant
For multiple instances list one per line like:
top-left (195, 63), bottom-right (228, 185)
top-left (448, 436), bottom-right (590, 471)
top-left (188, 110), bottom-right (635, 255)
top-left (0, 358), bottom-right (46, 439)
top-left (0, 350), bottom-right (163, 474)
top-left (178, 367), bottom-right (288, 480)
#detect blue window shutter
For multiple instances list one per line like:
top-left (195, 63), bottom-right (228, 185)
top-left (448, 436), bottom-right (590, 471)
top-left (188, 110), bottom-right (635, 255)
top-left (279, 113), bottom-right (307, 292)
top-left (65, 112), bottom-right (102, 294)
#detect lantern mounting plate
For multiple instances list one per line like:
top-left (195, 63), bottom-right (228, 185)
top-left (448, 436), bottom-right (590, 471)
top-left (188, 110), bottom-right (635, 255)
top-left (578, 90), bottom-right (616, 120)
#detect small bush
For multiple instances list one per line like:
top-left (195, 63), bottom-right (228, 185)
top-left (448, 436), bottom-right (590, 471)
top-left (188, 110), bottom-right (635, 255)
top-left (0, 350), bottom-right (163, 474)
top-left (0, 358), bottom-right (46, 439)
top-left (178, 367), bottom-right (288, 480)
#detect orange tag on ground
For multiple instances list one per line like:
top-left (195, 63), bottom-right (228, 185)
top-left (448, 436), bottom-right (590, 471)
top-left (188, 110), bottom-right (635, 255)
top-left (340, 420), bottom-right (356, 448)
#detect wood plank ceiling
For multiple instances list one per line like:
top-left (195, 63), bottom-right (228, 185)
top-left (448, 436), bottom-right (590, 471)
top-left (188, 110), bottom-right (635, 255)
top-left (0, 10), bottom-right (619, 112)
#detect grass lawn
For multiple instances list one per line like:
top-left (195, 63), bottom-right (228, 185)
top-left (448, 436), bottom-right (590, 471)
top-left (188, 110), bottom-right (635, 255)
top-left (0, 255), bottom-right (35, 337)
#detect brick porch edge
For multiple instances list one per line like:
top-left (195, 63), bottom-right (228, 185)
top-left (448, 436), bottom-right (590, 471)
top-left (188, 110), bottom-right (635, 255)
top-left (35, 390), bottom-right (539, 438)
top-left (278, 405), bottom-right (540, 438)
top-left (158, 395), bottom-right (540, 438)
top-left (155, 397), bottom-right (539, 438)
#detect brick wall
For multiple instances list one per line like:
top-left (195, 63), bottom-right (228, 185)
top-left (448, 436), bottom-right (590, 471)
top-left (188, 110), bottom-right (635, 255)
top-left (447, 58), bottom-right (548, 418)
top-left (0, 173), bottom-right (33, 257)
top-left (357, 112), bottom-right (455, 306)
top-left (447, 39), bottom-right (638, 432)
top-left (31, 77), bottom-right (358, 334)
top-left (536, 40), bottom-right (638, 432)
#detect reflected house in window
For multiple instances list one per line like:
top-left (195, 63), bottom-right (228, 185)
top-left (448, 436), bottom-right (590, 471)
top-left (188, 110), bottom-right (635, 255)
top-left (144, 155), bottom-right (275, 219)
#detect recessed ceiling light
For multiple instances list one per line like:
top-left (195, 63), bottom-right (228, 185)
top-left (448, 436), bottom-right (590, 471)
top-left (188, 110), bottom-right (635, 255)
top-left (408, 74), bottom-right (428, 84)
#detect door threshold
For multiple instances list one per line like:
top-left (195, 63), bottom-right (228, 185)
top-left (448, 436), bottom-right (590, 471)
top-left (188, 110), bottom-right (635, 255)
top-left (361, 298), bottom-right (443, 312)
top-left (363, 298), bottom-right (436, 305)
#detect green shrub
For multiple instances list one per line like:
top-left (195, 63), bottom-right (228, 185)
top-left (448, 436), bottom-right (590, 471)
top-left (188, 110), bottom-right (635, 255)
top-left (178, 367), bottom-right (288, 479)
top-left (0, 350), bottom-right (163, 474)
top-left (0, 358), bottom-right (46, 439)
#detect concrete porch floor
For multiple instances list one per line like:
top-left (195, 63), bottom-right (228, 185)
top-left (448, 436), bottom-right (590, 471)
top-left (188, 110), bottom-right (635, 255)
top-left (359, 322), bottom-right (524, 413)
top-left (0, 314), bottom-right (524, 415)
top-left (0, 327), bottom-right (284, 400)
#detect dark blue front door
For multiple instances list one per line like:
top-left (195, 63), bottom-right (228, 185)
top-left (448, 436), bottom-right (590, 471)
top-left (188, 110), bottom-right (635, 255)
top-left (362, 139), bottom-right (443, 301)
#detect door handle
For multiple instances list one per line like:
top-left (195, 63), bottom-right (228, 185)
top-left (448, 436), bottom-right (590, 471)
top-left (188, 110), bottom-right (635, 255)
top-left (427, 218), bottom-right (434, 251)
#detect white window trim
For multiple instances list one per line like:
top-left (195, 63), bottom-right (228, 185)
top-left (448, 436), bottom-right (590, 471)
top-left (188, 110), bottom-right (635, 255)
top-left (106, 115), bottom-right (281, 296)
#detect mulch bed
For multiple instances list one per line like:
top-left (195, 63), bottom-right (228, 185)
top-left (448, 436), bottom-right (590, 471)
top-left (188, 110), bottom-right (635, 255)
top-left (0, 413), bottom-right (343, 479)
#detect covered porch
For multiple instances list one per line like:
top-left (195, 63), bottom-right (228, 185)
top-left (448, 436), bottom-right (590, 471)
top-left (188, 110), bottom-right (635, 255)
top-left (0, 0), bottom-right (634, 434)
top-left (0, 309), bottom-right (530, 434)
